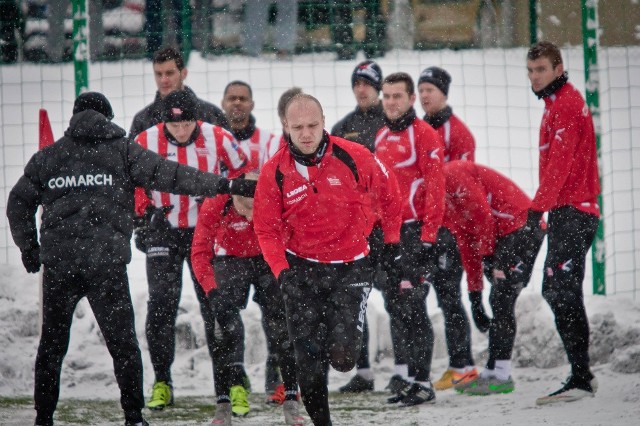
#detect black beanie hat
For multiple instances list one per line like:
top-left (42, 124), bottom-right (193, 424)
top-left (162, 90), bottom-right (197, 122)
top-left (351, 60), bottom-right (383, 92)
top-left (417, 66), bottom-right (452, 96)
top-left (73, 92), bottom-right (114, 120)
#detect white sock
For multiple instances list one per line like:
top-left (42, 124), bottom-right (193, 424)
top-left (451, 367), bottom-right (466, 374)
top-left (357, 368), bottom-right (374, 381)
top-left (494, 360), bottom-right (511, 380)
top-left (465, 365), bottom-right (477, 373)
top-left (394, 364), bottom-right (409, 379)
top-left (416, 380), bottom-right (432, 388)
top-left (480, 368), bottom-right (496, 379)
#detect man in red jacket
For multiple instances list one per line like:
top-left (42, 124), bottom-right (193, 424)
top-left (191, 176), bottom-right (304, 425)
top-left (374, 72), bottom-right (445, 406)
top-left (417, 65), bottom-right (478, 390)
top-left (253, 94), bottom-right (402, 426)
top-left (441, 161), bottom-right (545, 396)
top-left (526, 41), bottom-right (601, 405)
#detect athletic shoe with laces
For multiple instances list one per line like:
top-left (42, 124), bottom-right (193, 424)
top-left (460, 376), bottom-right (515, 395)
top-left (230, 384), bottom-right (250, 417)
top-left (339, 374), bottom-right (374, 393)
top-left (211, 402), bottom-right (232, 425)
top-left (266, 383), bottom-right (286, 405)
top-left (401, 381), bottom-right (436, 406)
top-left (435, 368), bottom-right (478, 390)
top-left (283, 400), bottom-right (305, 425)
top-left (147, 381), bottom-right (173, 410)
top-left (385, 375), bottom-right (412, 403)
top-left (535, 375), bottom-right (598, 405)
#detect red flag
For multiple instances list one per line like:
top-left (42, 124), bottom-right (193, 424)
top-left (39, 109), bottom-right (54, 150)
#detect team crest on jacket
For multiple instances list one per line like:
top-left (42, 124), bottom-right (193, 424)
top-left (195, 147), bottom-right (210, 156)
top-left (230, 221), bottom-right (250, 231)
top-left (328, 176), bottom-right (342, 186)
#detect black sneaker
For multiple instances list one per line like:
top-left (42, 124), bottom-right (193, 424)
top-left (401, 382), bottom-right (436, 406)
top-left (124, 420), bottom-right (149, 426)
top-left (385, 375), bottom-right (411, 404)
top-left (339, 374), bottom-right (374, 393)
top-left (536, 375), bottom-right (598, 405)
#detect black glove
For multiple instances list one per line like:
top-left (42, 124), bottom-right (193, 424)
top-left (381, 243), bottom-right (402, 288)
top-left (278, 268), bottom-right (297, 291)
top-left (420, 242), bottom-right (438, 268)
top-left (524, 209), bottom-right (543, 232)
top-left (469, 291), bottom-right (491, 333)
top-left (229, 178), bottom-right (257, 198)
top-left (21, 246), bottom-right (41, 273)
top-left (216, 177), bottom-right (257, 198)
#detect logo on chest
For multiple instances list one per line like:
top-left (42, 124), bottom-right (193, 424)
top-left (195, 147), bottom-right (210, 156)
top-left (285, 184), bottom-right (309, 205)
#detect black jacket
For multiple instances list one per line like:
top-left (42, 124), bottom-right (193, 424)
top-left (330, 102), bottom-right (385, 153)
top-left (128, 86), bottom-right (228, 139)
top-left (7, 110), bottom-right (226, 269)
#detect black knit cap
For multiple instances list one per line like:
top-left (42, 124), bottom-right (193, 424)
top-left (351, 60), bottom-right (383, 92)
top-left (162, 90), bottom-right (197, 122)
top-left (417, 66), bottom-right (452, 96)
top-left (73, 92), bottom-right (114, 120)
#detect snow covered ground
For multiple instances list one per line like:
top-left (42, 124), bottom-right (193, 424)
top-left (1, 260), bottom-right (640, 425)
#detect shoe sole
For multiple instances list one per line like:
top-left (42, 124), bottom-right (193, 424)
top-left (535, 391), bottom-right (595, 406)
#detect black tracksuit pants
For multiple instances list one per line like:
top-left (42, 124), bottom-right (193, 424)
top-left (145, 227), bottom-right (217, 384)
top-left (35, 264), bottom-right (144, 426)
top-left (484, 224), bottom-right (545, 368)
top-left (383, 221), bottom-right (434, 382)
top-left (432, 227), bottom-right (474, 369)
top-left (210, 255), bottom-right (298, 401)
top-left (541, 206), bottom-right (599, 379)
top-left (283, 254), bottom-right (374, 426)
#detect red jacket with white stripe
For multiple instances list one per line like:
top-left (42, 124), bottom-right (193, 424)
top-left (437, 113), bottom-right (475, 163)
top-left (253, 134), bottom-right (402, 278)
top-left (533, 82), bottom-right (600, 216)
top-left (134, 121), bottom-right (249, 228)
top-left (191, 195), bottom-right (261, 294)
top-left (374, 117), bottom-right (445, 243)
top-left (443, 161), bottom-right (532, 292)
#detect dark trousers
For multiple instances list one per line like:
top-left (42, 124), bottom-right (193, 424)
top-left (432, 228), bottom-right (474, 369)
top-left (35, 264), bottom-right (144, 426)
top-left (284, 255), bottom-right (374, 426)
top-left (145, 227), bottom-right (216, 384)
top-left (541, 206), bottom-right (599, 378)
top-left (210, 256), bottom-right (298, 400)
top-left (484, 224), bottom-right (545, 367)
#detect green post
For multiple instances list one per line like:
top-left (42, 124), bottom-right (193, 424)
top-left (72, 0), bottom-right (89, 96)
top-left (181, 0), bottom-right (192, 64)
top-left (529, 0), bottom-right (537, 45)
top-left (582, 0), bottom-right (606, 295)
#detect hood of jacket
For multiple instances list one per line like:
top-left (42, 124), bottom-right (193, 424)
top-left (64, 110), bottom-right (126, 142)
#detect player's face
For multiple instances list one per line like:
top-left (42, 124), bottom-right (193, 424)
top-left (165, 121), bottom-right (197, 144)
top-left (527, 57), bottom-right (564, 93)
top-left (418, 82), bottom-right (447, 116)
top-left (382, 82), bottom-right (416, 122)
top-left (285, 99), bottom-right (325, 155)
top-left (222, 85), bottom-right (254, 125)
top-left (232, 195), bottom-right (254, 221)
top-left (353, 79), bottom-right (380, 111)
top-left (154, 60), bottom-right (187, 98)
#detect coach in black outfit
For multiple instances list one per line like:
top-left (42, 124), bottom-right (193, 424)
top-left (5, 92), bottom-right (255, 426)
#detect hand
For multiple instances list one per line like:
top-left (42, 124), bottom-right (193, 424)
top-left (420, 242), bottom-right (438, 268)
top-left (469, 291), bottom-right (491, 333)
top-left (381, 243), bottom-right (402, 288)
top-left (133, 228), bottom-right (148, 253)
top-left (21, 247), bottom-right (41, 273)
top-left (229, 178), bottom-right (257, 198)
top-left (148, 205), bottom-right (173, 231)
top-left (524, 209), bottom-right (543, 231)
top-left (278, 269), bottom-right (297, 291)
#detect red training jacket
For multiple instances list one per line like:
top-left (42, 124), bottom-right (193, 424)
top-left (374, 117), bottom-right (445, 243)
top-left (191, 194), bottom-right (261, 294)
top-left (253, 134), bottom-right (402, 278)
top-left (438, 113), bottom-right (476, 163)
top-left (533, 82), bottom-right (600, 216)
top-left (443, 161), bottom-right (532, 292)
